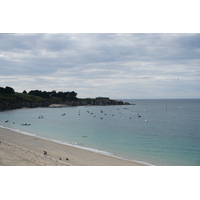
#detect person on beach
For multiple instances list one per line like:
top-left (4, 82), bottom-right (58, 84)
top-left (66, 158), bottom-right (68, 160)
top-left (59, 157), bottom-right (62, 160)
top-left (44, 151), bottom-right (47, 155)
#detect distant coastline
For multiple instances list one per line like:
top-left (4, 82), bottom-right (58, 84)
top-left (0, 97), bottom-right (132, 111)
top-left (0, 86), bottom-right (133, 111)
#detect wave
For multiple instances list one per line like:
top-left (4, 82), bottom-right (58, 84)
top-left (0, 125), bottom-right (152, 166)
top-left (0, 125), bottom-right (37, 137)
top-left (42, 137), bottom-right (153, 165)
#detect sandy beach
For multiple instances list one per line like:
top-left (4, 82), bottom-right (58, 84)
top-left (49, 104), bottom-right (68, 108)
top-left (0, 127), bottom-right (146, 166)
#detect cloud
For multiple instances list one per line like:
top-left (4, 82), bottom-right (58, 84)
top-left (0, 33), bottom-right (200, 99)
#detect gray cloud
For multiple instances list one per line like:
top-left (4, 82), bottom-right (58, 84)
top-left (0, 33), bottom-right (200, 99)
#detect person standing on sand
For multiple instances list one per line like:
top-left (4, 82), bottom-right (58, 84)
top-left (44, 151), bottom-right (47, 155)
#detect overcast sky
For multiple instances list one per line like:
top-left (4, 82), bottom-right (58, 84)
top-left (0, 33), bottom-right (200, 99)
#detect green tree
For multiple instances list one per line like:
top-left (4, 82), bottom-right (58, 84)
top-left (69, 91), bottom-right (77, 98)
top-left (5, 86), bottom-right (15, 94)
top-left (0, 87), bottom-right (5, 94)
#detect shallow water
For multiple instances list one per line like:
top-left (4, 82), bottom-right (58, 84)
top-left (1, 99), bottom-right (200, 165)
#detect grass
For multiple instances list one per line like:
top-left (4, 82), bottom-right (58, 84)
top-left (0, 93), bottom-right (46, 103)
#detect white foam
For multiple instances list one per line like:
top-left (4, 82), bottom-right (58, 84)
top-left (0, 125), bottom-right (153, 166)
top-left (44, 138), bottom-right (153, 165)
top-left (0, 125), bottom-right (36, 137)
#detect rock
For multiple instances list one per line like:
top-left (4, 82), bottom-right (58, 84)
top-left (0, 101), bottom-right (50, 111)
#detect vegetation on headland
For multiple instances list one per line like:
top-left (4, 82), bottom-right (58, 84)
top-left (0, 86), bottom-right (131, 111)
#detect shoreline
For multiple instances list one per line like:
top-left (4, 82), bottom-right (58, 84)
top-left (0, 126), bottom-right (147, 166)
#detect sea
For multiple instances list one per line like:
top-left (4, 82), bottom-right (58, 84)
top-left (0, 99), bottom-right (200, 166)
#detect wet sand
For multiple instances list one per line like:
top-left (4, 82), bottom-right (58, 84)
top-left (0, 127), bottom-right (146, 166)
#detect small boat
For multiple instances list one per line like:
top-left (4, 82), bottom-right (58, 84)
top-left (21, 123), bottom-right (31, 126)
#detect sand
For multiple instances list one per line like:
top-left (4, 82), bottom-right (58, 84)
top-left (49, 104), bottom-right (68, 107)
top-left (0, 127), bottom-right (146, 166)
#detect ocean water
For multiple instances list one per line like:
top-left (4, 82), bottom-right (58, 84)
top-left (0, 99), bottom-right (200, 166)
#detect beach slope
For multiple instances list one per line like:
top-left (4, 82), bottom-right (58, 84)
top-left (0, 127), bottom-right (146, 166)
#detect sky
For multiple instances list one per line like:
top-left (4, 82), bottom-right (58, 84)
top-left (0, 33), bottom-right (200, 99)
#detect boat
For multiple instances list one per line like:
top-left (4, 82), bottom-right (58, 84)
top-left (21, 123), bottom-right (31, 126)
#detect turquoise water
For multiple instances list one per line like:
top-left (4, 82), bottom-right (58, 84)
top-left (0, 99), bottom-right (200, 166)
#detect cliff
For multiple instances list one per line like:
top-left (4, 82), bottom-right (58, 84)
top-left (64, 98), bottom-right (131, 106)
top-left (0, 93), bottom-right (50, 111)
top-left (0, 101), bottom-right (50, 111)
